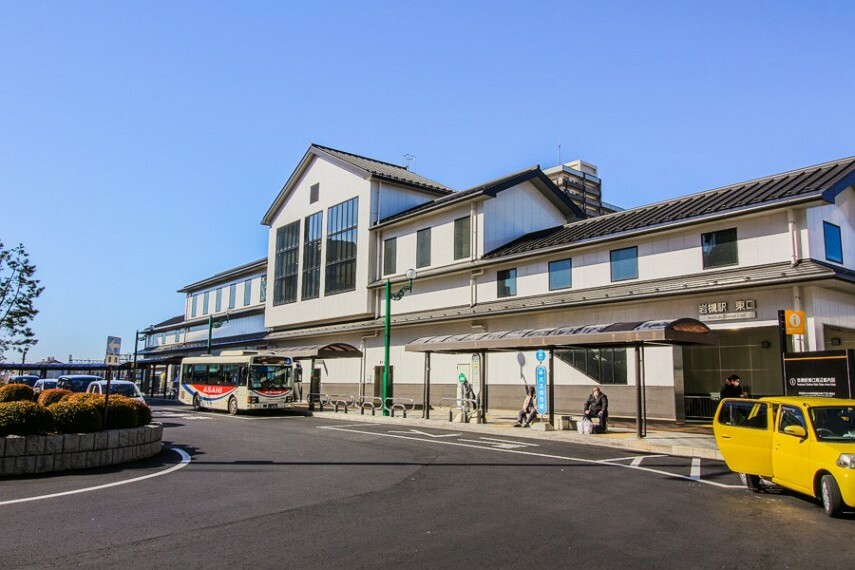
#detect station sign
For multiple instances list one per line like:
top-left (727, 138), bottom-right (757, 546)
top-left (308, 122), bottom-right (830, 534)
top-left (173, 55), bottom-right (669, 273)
top-left (784, 310), bottom-right (806, 335)
top-left (535, 364), bottom-right (548, 414)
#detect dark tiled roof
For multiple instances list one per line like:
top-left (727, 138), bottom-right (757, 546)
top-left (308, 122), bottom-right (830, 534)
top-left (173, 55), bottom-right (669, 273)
top-left (313, 144), bottom-right (454, 194)
top-left (153, 315), bottom-right (184, 328)
top-left (375, 165), bottom-right (584, 227)
top-left (485, 156), bottom-right (855, 258)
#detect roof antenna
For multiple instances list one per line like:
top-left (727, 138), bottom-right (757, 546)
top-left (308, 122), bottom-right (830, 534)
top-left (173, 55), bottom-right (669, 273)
top-left (403, 153), bottom-right (416, 172)
top-left (557, 138), bottom-right (561, 165)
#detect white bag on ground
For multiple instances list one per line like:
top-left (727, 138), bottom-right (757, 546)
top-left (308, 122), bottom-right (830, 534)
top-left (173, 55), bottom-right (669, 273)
top-left (578, 416), bottom-right (593, 435)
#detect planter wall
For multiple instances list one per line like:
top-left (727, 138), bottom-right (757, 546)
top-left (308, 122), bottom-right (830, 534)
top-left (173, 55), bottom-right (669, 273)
top-left (0, 424), bottom-right (163, 477)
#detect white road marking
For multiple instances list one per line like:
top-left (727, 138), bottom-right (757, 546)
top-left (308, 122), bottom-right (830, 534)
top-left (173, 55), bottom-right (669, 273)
top-left (388, 429), bottom-right (461, 438)
top-left (597, 454), bottom-right (668, 465)
top-left (321, 425), bottom-right (742, 489)
top-left (690, 458), bottom-right (701, 480)
top-left (458, 439), bottom-right (530, 449)
top-left (478, 437), bottom-right (539, 447)
top-left (0, 448), bottom-right (192, 506)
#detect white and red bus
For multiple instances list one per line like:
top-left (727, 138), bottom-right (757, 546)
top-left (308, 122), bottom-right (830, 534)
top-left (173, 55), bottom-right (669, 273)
top-left (178, 351), bottom-right (295, 414)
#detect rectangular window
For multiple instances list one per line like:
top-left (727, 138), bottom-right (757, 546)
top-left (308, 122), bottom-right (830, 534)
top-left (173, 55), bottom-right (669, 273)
top-left (497, 268), bottom-right (517, 298)
top-left (215, 287), bottom-right (223, 312)
top-left (228, 284), bottom-right (236, 309)
top-left (310, 183), bottom-right (319, 204)
top-left (417, 228), bottom-right (431, 268)
top-left (454, 216), bottom-right (471, 260)
top-left (548, 258), bottom-right (572, 290)
top-left (325, 197), bottom-right (359, 295)
top-left (191, 294), bottom-right (198, 318)
top-left (610, 246), bottom-right (638, 282)
top-left (302, 212), bottom-right (322, 300)
top-left (260, 275), bottom-right (267, 303)
top-left (702, 228), bottom-right (738, 269)
top-left (203, 291), bottom-right (210, 314)
top-left (383, 237), bottom-right (397, 276)
top-left (557, 348), bottom-right (627, 385)
top-left (274, 220), bottom-right (301, 305)
top-left (243, 279), bottom-right (252, 306)
top-left (824, 221), bottom-right (843, 264)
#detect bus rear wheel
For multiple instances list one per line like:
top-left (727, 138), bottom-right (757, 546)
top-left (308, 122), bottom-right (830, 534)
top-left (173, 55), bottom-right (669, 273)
top-left (193, 394), bottom-right (201, 411)
top-left (228, 397), bottom-right (238, 416)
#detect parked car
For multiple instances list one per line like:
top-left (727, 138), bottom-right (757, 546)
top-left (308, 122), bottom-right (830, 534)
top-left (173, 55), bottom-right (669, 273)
top-left (8, 375), bottom-right (40, 387)
top-left (56, 375), bottom-right (103, 393)
top-left (714, 396), bottom-right (855, 517)
top-left (32, 379), bottom-right (58, 394)
top-left (86, 380), bottom-right (145, 403)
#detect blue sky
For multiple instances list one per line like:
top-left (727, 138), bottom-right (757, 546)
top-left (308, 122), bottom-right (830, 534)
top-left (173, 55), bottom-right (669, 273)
top-left (1, 1), bottom-right (853, 362)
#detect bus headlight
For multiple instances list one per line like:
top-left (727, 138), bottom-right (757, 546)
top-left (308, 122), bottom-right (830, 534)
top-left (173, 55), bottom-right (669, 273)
top-left (836, 454), bottom-right (855, 469)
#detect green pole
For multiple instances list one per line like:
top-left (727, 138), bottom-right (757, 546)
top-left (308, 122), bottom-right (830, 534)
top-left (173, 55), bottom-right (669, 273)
top-left (383, 279), bottom-right (391, 417)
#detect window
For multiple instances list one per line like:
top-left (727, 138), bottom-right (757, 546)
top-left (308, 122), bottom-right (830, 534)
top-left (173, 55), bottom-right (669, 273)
top-left (244, 279), bottom-right (252, 306)
top-left (191, 294), bottom-right (198, 318)
top-left (454, 216), bottom-right (470, 260)
top-left (260, 275), bottom-right (267, 303)
top-left (702, 228), bottom-right (738, 269)
top-left (228, 284), bottom-right (236, 309)
top-left (717, 400), bottom-right (768, 428)
top-left (417, 228), bottom-right (431, 268)
top-left (273, 221), bottom-right (300, 305)
top-left (497, 268), bottom-right (517, 298)
top-left (325, 197), bottom-right (359, 295)
top-left (383, 237), bottom-right (397, 276)
top-left (203, 291), bottom-right (210, 314)
top-left (557, 348), bottom-right (627, 384)
top-left (310, 183), bottom-right (319, 204)
top-left (302, 212), bottom-right (322, 299)
top-left (778, 405), bottom-right (806, 433)
top-left (215, 287), bottom-right (223, 312)
top-left (824, 222), bottom-right (843, 264)
top-left (549, 258), bottom-right (572, 290)
top-left (610, 246), bottom-right (638, 281)
top-left (175, 330), bottom-right (182, 344)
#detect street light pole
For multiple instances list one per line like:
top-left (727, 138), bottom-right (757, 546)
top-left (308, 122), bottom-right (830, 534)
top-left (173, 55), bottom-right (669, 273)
top-left (207, 313), bottom-right (230, 354)
top-left (382, 269), bottom-right (416, 417)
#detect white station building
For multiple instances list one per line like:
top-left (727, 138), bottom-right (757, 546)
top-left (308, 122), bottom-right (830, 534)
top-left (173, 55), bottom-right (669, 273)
top-left (139, 145), bottom-right (855, 422)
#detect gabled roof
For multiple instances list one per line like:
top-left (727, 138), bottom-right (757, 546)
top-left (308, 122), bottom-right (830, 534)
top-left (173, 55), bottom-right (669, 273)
top-left (262, 144), bottom-right (454, 226)
top-left (178, 258), bottom-right (267, 293)
top-left (373, 165), bottom-right (586, 229)
top-left (485, 155), bottom-right (855, 259)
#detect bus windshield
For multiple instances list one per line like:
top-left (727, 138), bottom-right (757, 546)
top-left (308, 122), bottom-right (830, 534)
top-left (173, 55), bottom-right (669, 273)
top-left (249, 365), bottom-right (292, 390)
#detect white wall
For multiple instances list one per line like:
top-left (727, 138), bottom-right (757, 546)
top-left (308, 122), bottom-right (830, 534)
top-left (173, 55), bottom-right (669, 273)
top-left (481, 182), bottom-right (567, 254)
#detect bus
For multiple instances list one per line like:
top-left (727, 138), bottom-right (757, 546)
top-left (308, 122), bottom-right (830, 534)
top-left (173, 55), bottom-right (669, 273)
top-left (179, 351), bottom-right (295, 414)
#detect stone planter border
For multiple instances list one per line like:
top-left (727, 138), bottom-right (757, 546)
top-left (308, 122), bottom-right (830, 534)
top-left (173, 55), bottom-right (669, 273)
top-left (0, 424), bottom-right (163, 477)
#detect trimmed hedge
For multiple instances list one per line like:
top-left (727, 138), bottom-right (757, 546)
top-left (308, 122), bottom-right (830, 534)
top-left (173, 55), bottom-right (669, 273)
top-left (104, 396), bottom-right (139, 429)
top-left (129, 399), bottom-right (152, 426)
top-left (48, 400), bottom-right (103, 433)
top-left (37, 388), bottom-right (72, 408)
top-left (0, 384), bottom-right (37, 403)
top-left (0, 401), bottom-right (55, 436)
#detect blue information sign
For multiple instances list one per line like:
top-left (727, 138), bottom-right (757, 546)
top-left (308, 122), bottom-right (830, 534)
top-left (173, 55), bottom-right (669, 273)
top-left (535, 365), bottom-right (548, 414)
top-left (535, 349), bottom-right (546, 362)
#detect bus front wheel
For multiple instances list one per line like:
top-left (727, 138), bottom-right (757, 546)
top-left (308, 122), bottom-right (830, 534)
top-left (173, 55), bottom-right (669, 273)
top-left (228, 397), bottom-right (238, 416)
top-left (193, 394), bottom-right (201, 411)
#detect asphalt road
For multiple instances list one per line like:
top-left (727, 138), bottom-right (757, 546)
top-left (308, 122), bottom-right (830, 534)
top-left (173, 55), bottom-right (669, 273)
top-left (2, 404), bottom-right (853, 569)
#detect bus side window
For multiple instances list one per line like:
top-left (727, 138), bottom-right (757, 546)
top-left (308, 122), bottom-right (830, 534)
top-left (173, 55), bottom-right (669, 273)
top-left (239, 366), bottom-right (247, 387)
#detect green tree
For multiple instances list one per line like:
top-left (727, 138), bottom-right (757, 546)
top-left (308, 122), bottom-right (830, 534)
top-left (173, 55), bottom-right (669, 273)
top-left (0, 241), bottom-right (44, 363)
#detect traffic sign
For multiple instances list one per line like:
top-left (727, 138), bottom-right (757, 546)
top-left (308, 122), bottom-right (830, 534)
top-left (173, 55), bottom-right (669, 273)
top-left (106, 336), bottom-right (122, 355)
top-left (535, 365), bottom-right (548, 414)
top-left (535, 349), bottom-right (546, 362)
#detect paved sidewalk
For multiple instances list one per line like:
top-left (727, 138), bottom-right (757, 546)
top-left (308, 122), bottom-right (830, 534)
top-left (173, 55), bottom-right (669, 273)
top-left (308, 406), bottom-right (723, 460)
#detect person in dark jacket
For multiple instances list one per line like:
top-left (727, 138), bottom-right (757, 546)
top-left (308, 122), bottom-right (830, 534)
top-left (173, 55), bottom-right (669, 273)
top-left (720, 374), bottom-right (745, 399)
top-left (583, 387), bottom-right (608, 432)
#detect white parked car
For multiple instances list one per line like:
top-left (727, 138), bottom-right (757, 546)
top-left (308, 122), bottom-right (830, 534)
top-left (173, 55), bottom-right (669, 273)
top-left (86, 380), bottom-right (145, 403)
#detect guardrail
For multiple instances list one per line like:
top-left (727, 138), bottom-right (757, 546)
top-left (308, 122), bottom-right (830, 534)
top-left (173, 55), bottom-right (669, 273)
top-left (385, 397), bottom-right (415, 418)
top-left (684, 395), bottom-right (720, 421)
top-left (308, 392), bottom-right (357, 413)
top-left (439, 397), bottom-right (478, 422)
top-left (356, 396), bottom-right (383, 416)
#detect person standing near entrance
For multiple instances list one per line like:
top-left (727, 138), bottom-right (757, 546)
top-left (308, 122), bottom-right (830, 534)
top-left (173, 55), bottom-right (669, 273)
top-left (720, 374), bottom-right (745, 399)
top-left (583, 386), bottom-right (608, 433)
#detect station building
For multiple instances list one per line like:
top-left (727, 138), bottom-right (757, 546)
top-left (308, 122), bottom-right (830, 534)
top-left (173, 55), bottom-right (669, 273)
top-left (139, 145), bottom-right (855, 422)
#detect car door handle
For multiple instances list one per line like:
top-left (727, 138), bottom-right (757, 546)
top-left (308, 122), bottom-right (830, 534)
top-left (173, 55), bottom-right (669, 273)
top-left (721, 434), bottom-right (731, 439)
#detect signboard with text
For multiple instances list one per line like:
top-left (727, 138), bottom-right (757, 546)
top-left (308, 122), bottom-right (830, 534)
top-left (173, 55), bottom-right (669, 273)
top-left (105, 336), bottom-right (122, 366)
top-left (783, 350), bottom-right (854, 399)
top-left (535, 365), bottom-right (548, 414)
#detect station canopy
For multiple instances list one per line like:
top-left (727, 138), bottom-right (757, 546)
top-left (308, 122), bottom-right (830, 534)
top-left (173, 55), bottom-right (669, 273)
top-left (275, 343), bottom-right (363, 359)
top-left (405, 318), bottom-right (716, 354)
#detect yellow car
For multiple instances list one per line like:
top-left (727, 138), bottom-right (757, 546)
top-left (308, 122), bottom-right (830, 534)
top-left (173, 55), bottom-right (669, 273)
top-left (714, 396), bottom-right (855, 517)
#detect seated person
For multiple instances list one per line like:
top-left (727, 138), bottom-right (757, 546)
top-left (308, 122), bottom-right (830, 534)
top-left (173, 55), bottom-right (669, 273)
top-left (583, 387), bottom-right (608, 432)
top-left (514, 386), bottom-right (537, 427)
